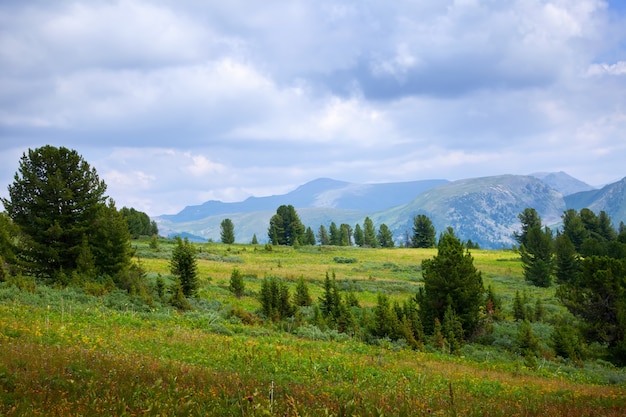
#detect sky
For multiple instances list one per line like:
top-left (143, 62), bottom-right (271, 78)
top-left (1, 0), bottom-right (626, 217)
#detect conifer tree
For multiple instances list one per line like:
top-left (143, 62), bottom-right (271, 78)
top-left (220, 218), bottom-right (235, 244)
top-left (411, 214), bottom-right (436, 248)
top-left (363, 217), bottom-right (378, 248)
top-left (229, 267), bottom-right (245, 298)
top-left (294, 276), bottom-right (312, 306)
top-left (419, 228), bottom-right (484, 337)
top-left (170, 237), bottom-right (198, 297)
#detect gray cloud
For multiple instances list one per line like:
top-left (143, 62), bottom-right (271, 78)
top-left (1, 0), bottom-right (625, 216)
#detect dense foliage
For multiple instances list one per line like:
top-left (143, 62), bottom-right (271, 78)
top-left (0, 146), bottom-right (136, 286)
top-left (169, 236), bottom-right (198, 297)
top-left (412, 214), bottom-right (437, 248)
top-left (120, 207), bottom-right (158, 238)
top-left (220, 218), bottom-right (235, 244)
top-left (268, 205), bottom-right (305, 246)
top-left (418, 228), bottom-right (485, 338)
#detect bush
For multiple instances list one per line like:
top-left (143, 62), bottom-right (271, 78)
top-left (333, 256), bottom-right (357, 264)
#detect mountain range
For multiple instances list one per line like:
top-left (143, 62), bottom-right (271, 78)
top-left (155, 172), bottom-right (626, 249)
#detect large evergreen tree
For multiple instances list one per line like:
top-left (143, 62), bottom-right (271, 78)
top-left (1, 146), bottom-right (114, 281)
top-left (363, 217), bottom-right (378, 248)
top-left (268, 205), bottom-right (305, 246)
top-left (220, 218), bottom-right (235, 244)
top-left (418, 228), bottom-right (484, 337)
top-left (411, 214), bottom-right (436, 248)
top-left (377, 224), bottom-right (394, 248)
top-left (520, 224), bottom-right (554, 287)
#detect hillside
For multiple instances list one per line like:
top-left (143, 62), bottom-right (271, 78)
top-left (156, 172), bottom-right (625, 248)
top-left (376, 175), bottom-right (565, 248)
top-left (565, 176), bottom-right (626, 224)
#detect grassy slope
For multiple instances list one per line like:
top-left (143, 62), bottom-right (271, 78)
top-left (1, 240), bottom-right (625, 416)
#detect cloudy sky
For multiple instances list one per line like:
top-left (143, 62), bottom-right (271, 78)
top-left (1, 0), bottom-right (625, 216)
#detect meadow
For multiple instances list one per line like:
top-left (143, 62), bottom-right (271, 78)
top-left (1, 239), bottom-right (625, 416)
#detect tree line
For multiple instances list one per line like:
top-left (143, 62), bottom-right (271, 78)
top-left (219, 205), bottom-right (450, 249)
top-left (515, 207), bottom-right (626, 364)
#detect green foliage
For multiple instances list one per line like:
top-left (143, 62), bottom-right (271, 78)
top-left (220, 218), bottom-right (235, 244)
top-left (2, 146), bottom-right (108, 280)
top-left (516, 320), bottom-right (541, 361)
top-left (329, 222), bottom-right (340, 246)
top-left (120, 206), bottom-right (157, 238)
top-left (519, 219), bottom-right (554, 287)
top-left (514, 208), bottom-right (541, 247)
top-left (294, 277), bottom-right (312, 307)
top-left (170, 237), bottom-right (198, 297)
top-left (557, 256), bottom-right (626, 364)
top-left (91, 200), bottom-right (134, 283)
top-left (554, 233), bottom-right (580, 284)
top-left (259, 277), bottom-right (294, 320)
top-left (317, 225), bottom-right (330, 245)
top-left (412, 214), bottom-right (436, 248)
top-left (304, 226), bottom-right (316, 245)
top-left (419, 228), bottom-right (484, 338)
top-left (551, 321), bottom-right (584, 362)
top-left (353, 223), bottom-right (364, 247)
top-left (251, 234), bottom-right (258, 245)
top-left (267, 205), bottom-right (305, 246)
top-left (377, 223), bottom-right (394, 248)
top-left (0, 213), bottom-right (19, 279)
top-left (228, 267), bottom-right (245, 298)
top-left (362, 217), bottom-right (378, 248)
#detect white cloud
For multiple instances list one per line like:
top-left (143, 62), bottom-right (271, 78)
top-left (586, 61), bottom-right (626, 76)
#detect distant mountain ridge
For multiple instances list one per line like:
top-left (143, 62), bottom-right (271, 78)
top-left (160, 178), bottom-right (449, 222)
top-left (155, 172), bottom-right (626, 248)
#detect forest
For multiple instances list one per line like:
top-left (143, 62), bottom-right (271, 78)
top-left (1, 146), bottom-right (625, 416)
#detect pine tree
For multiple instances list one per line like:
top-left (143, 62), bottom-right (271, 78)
top-left (353, 224), bottom-right (364, 247)
top-left (329, 222), bottom-right (341, 246)
top-left (267, 205), bottom-right (304, 246)
top-left (363, 217), bottom-right (378, 248)
top-left (419, 228), bottom-right (484, 337)
top-left (412, 214), bottom-right (436, 248)
top-left (513, 290), bottom-right (525, 321)
top-left (554, 233), bottom-right (580, 284)
top-left (170, 237), bottom-right (198, 297)
top-left (294, 276), bottom-right (312, 306)
top-left (229, 267), bottom-right (245, 298)
top-left (2, 146), bottom-right (107, 280)
top-left (377, 224), bottom-right (394, 248)
top-left (220, 218), bottom-right (235, 244)
top-left (304, 227), bottom-right (316, 245)
top-left (518, 212), bottom-right (554, 287)
top-left (317, 225), bottom-right (330, 245)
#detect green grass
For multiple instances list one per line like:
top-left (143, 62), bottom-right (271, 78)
top-left (1, 239), bottom-right (625, 416)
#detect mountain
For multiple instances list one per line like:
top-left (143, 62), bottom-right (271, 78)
top-left (373, 175), bottom-right (565, 249)
top-left (159, 178), bottom-right (449, 222)
top-left (565, 177), bottom-right (626, 224)
top-left (155, 173), bottom-right (625, 248)
top-left (530, 171), bottom-right (595, 196)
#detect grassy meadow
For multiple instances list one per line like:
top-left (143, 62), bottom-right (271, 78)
top-left (1, 239), bottom-right (625, 416)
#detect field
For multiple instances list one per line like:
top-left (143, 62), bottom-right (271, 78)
top-left (1, 240), bottom-right (625, 416)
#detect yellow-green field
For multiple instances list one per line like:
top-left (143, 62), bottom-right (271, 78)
top-left (1, 240), bottom-right (624, 416)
